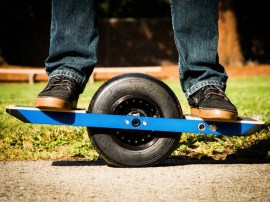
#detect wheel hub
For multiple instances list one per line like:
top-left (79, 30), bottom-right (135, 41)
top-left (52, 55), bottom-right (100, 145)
top-left (108, 95), bottom-right (163, 150)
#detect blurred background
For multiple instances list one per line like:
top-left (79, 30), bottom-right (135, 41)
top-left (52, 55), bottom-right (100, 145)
top-left (0, 0), bottom-right (269, 68)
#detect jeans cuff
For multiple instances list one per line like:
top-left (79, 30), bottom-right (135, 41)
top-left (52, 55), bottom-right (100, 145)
top-left (185, 80), bottom-right (225, 98)
top-left (48, 69), bottom-right (86, 89)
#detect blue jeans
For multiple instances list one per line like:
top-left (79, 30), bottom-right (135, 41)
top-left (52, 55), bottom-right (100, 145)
top-left (45, 0), bottom-right (99, 89)
top-left (46, 0), bottom-right (227, 98)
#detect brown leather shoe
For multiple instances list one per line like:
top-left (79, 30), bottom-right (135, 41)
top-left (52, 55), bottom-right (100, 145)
top-left (188, 85), bottom-right (238, 120)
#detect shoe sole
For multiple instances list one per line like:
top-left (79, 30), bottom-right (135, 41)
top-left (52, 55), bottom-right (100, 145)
top-left (191, 107), bottom-right (238, 120)
top-left (35, 97), bottom-right (77, 110)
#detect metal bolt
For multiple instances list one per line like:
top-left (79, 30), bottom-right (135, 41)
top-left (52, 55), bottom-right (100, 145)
top-left (198, 123), bottom-right (206, 131)
top-left (209, 124), bottom-right (217, 132)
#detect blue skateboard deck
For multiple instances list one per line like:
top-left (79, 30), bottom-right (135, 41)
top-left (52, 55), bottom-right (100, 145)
top-left (6, 105), bottom-right (265, 136)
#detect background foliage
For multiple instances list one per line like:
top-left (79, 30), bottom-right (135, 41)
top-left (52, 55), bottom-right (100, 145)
top-left (0, 0), bottom-right (270, 66)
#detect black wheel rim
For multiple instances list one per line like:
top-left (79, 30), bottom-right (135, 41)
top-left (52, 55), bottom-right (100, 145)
top-left (108, 94), bottom-right (163, 151)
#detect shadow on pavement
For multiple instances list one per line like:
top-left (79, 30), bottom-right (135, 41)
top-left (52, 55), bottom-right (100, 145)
top-left (52, 159), bottom-right (106, 167)
top-left (159, 157), bottom-right (270, 167)
top-left (51, 157), bottom-right (270, 168)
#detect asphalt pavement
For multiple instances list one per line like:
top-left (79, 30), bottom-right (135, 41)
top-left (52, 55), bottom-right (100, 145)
top-left (1, 159), bottom-right (269, 202)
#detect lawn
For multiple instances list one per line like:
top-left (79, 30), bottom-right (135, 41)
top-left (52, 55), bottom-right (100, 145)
top-left (0, 76), bottom-right (269, 161)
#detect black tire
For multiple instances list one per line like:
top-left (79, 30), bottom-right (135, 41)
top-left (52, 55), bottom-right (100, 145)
top-left (87, 73), bottom-right (183, 167)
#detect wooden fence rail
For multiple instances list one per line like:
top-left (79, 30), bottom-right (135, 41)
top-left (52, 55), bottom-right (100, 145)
top-left (0, 66), bottom-right (178, 84)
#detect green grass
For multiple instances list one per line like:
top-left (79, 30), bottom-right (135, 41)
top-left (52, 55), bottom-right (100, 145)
top-left (0, 76), bottom-right (269, 161)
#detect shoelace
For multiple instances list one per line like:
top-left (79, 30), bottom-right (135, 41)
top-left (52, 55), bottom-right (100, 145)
top-left (203, 85), bottom-right (228, 101)
top-left (45, 77), bottom-right (75, 92)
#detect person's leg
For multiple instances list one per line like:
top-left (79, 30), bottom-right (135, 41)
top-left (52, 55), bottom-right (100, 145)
top-left (35, 0), bottom-right (99, 109)
top-left (170, 0), bottom-right (237, 119)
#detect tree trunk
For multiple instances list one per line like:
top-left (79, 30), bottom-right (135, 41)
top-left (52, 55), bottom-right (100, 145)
top-left (218, 0), bottom-right (244, 67)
